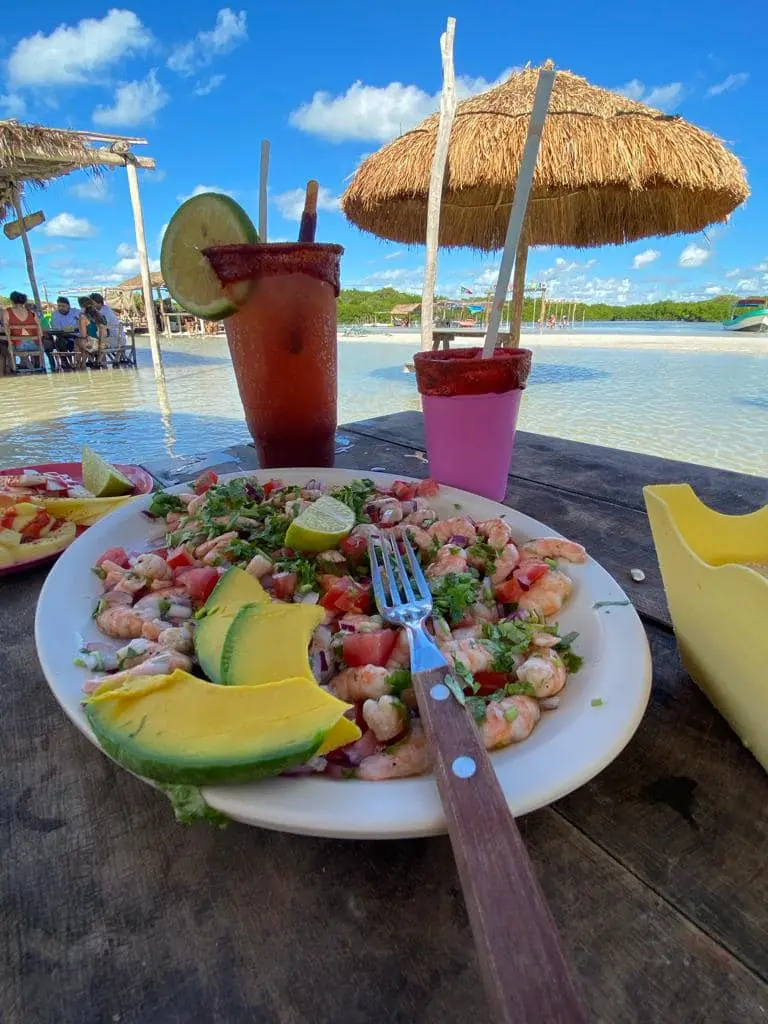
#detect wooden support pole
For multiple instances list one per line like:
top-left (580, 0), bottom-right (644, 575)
top-left (125, 158), bottom-right (162, 372)
top-left (420, 17), bottom-right (457, 353)
top-left (11, 189), bottom-right (42, 311)
top-left (508, 234), bottom-right (529, 347)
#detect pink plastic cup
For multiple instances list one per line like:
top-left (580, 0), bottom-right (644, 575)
top-left (413, 347), bottom-right (532, 501)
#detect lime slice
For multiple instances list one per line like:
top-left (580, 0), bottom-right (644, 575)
top-left (160, 193), bottom-right (259, 320)
top-left (285, 496), bottom-right (356, 553)
top-left (81, 446), bottom-right (135, 498)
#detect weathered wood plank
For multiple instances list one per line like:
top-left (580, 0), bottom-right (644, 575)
top-left (342, 412), bottom-right (768, 514)
top-left (3, 570), bottom-right (767, 1023)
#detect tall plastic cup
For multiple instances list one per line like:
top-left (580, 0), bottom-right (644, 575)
top-left (204, 243), bottom-right (343, 468)
top-left (413, 347), bottom-right (532, 501)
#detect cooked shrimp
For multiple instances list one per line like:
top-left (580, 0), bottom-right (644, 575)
top-left (349, 523), bottom-right (379, 540)
top-left (131, 553), bottom-right (172, 582)
top-left (516, 649), bottom-right (567, 698)
top-left (428, 517), bottom-right (477, 546)
top-left (338, 613), bottom-right (382, 632)
top-left (357, 722), bottom-right (430, 780)
top-left (426, 545), bottom-right (468, 579)
top-left (83, 650), bottom-right (193, 694)
top-left (369, 496), bottom-right (403, 526)
top-left (185, 493), bottom-right (207, 515)
top-left (477, 518), bottom-right (514, 551)
top-left (517, 569), bottom-right (573, 619)
top-left (140, 619), bottom-right (166, 641)
top-left (115, 637), bottom-right (158, 668)
top-left (490, 543), bottom-right (520, 584)
top-left (461, 600), bottom-right (499, 626)
top-left (481, 696), bottom-right (541, 750)
top-left (246, 553), bottom-right (273, 579)
top-left (331, 665), bottom-right (392, 701)
top-left (522, 538), bottom-right (587, 564)
top-left (402, 506), bottom-right (438, 528)
top-left (439, 636), bottom-right (494, 674)
top-left (95, 605), bottom-right (145, 640)
top-left (385, 628), bottom-right (410, 669)
top-left (362, 695), bottom-right (408, 742)
top-left (401, 525), bottom-right (433, 553)
top-left (113, 572), bottom-right (147, 596)
top-left (531, 632), bottom-right (560, 648)
top-left (156, 624), bottom-right (194, 653)
top-left (194, 532), bottom-right (237, 560)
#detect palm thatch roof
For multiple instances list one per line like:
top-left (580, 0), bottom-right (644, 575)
top-left (116, 271), bottom-right (164, 290)
top-left (341, 66), bottom-right (750, 250)
top-left (390, 302), bottom-right (421, 314)
top-left (0, 120), bottom-right (101, 220)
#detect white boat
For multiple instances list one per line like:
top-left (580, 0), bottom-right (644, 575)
top-left (722, 296), bottom-right (768, 332)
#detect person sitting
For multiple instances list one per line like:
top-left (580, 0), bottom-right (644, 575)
top-left (3, 291), bottom-right (44, 371)
top-left (50, 296), bottom-right (81, 370)
top-left (78, 297), bottom-right (107, 368)
top-left (89, 293), bottom-right (124, 365)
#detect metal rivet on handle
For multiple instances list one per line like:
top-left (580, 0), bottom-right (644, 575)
top-left (452, 756), bottom-right (477, 779)
top-left (430, 683), bottom-right (450, 701)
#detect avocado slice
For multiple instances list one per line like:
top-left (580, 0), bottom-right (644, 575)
top-left (220, 601), bottom-right (325, 686)
top-left (84, 669), bottom-right (355, 786)
top-left (194, 567), bottom-right (269, 683)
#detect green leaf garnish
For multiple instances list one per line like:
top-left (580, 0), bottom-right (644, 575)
top-left (593, 600), bottom-right (631, 610)
top-left (591, 697), bottom-right (605, 707)
top-left (504, 706), bottom-right (520, 723)
top-left (429, 572), bottom-right (480, 625)
top-left (157, 784), bottom-right (230, 827)
top-left (444, 673), bottom-right (467, 705)
top-left (387, 669), bottom-right (412, 694)
top-left (148, 491), bottom-right (185, 517)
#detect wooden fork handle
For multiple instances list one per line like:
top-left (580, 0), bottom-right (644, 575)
top-left (412, 665), bottom-right (589, 1024)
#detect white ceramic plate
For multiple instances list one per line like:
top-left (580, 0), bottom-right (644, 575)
top-left (36, 468), bottom-right (652, 839)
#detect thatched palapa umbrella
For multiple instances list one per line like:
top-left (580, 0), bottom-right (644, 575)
top-left (341, 65), bottom-right (750, 344)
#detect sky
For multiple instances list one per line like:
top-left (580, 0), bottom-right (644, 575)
top-left (1, 0), bottom-right (766, 306)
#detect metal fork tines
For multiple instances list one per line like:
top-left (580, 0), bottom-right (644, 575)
top-left (368, 531), bottom-right (448, 673)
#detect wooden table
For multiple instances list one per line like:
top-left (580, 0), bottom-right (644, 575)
top-left (432, 328), bottom-right (512, 349)
top-left (3, 412), bottom-right (767, 1024)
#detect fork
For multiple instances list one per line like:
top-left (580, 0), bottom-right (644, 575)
top-left (369, 531), bottom-right (588, 1024)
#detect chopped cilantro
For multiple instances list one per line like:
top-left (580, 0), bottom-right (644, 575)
top-left (429, 572), bottom-right (480, 624)
top-left (555, 631), bottom-right (580, 649)
top-left (330, 479), bottom-right (376, 523)
top-left (504, 680), bottom-right (537, 697)
top-left (591, 697), bottom-right (605, 707)
top-left (453, 659), bottom-right (477, 693)
top-left (593, 600), bottom-right (631, 610)
top-left (157, 784), bottom-right (230, 827)
top-left (387, 670), bottom-right (412, 694)
top-left (465, 697), bottom-right (487, 722)
top-left (91, 565), bottom-right (106, 580)
top-left (468, 539), bottom-right (497, 574)
top-left (443, 673), bottom-right (467, 705)
top-left (544, 557), bottom-right (558, 570)
top-left (148, 491), bottom-right (185, 517)
top-left (276, 555), bottom-right (317, 590)
top-left (503, 706), bottom-right (520, 723)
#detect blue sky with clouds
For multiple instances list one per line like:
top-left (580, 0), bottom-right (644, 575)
top-left (1, 0), bottom-right (766, 305)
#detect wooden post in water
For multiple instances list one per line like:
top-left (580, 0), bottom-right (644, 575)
top-left (125, 156), bottom-right (162, 372)
top-left (11, 189), bottom-right (42, 312)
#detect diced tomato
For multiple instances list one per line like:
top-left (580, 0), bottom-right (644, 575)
top-left (342, 629), bottom-right (397, 668)
top-left (473, 671), bottom-right (511, 695)
top-left (193, 469), bottom-right (218, 495)
top-left (514, 561), bottom-right (548, 589)
top-left (263, 479), bottom-right (284, 498)
top-left (272, 571), bottom-right (298, 600)
top-left (96, 546), bottom-right (130, 569)
top-left (339, 533), bottom-right (368, 562)
top-left (167, 546), bottom-right (195, 571)
top-left (180, 567), bottom-right (219, 605)
top-left (317, 573), bottom-right (341, 594)
top-left (391, 480), bottom-right (418, 501)
top-left (416, 478), bottom-right (440, 498)
top-left (320, 575), bottom-right (372, 615)
top-left (0, 508), bottom-right (17, 530)
top-left (494, 577), bottom-right (524, 605)
top-left (20, 509), bottom-right (52, 540)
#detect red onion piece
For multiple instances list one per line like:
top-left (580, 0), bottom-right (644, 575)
top-left (343, 729), bottom-right (381, 766)
top-left (539, 696), bottom-right (561, 710)
top-left (449, 535), bottom-right (469, 546)
top-left (297, 591), bottom-right (320, 604)
top-left (82, 641), bottom-right (114, 653)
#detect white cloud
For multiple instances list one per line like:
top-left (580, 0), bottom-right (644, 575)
top-left (7, 10), bottom-right (153, 88)
top-left (0, 93), bottom-right (26, 117)
top-left (168, 9), bottom-right (247, 76)
top-left (724, 267), bottom-right (741, 279)
top-left (114, 255), bottom-right (160, 275)
top-left (116, 242), bottom-right (135, 258)
top-left (148, 168), bottom-right (167, 183)
top-left (273, 185), bottom-right (341, 221)
top-left (735, 278), bottom-right (759, 292)
top-left (156, 223), bottom-right (169, 251)
top-left (42, 213), bottom-right (96, 238)
top-left (69, 177), bottom-right (110, 202)
top-left (632, 248), bottom-right (661, 269)
top-left (679, 243), bottom-right (711, 268)
top-left (290, 68), bottom-right (513, 143)
top-left (614, 79), bottom-right (683, 112)
top-left (383, 250), bottom-right (404, 261)
top-left (176, 184), bottom-right (235, 201)
top-left (706, 73), bottom-right (749, 97)
top-left (193, 74), bottom-right (225, 96)
top-left (93, 70), bottom-right (169, 127)
top-left (704, 285), bottom-right (722, 294)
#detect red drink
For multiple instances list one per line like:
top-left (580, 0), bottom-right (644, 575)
top-left (204, 243), bottom-right (343, 467)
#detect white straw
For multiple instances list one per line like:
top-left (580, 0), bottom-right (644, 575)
top-left (482, 66), bottom-right (555, 358)
top-left (420, 17), bottom-right (457, 353)
top-left (259, 139), bottom-right (270, 242)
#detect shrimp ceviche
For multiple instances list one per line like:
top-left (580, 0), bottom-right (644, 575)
top-left (81, 472), bottom-right (587, 782)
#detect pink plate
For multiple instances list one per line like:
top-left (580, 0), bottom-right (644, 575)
top-left (0, 461), bottom-right (154, 576)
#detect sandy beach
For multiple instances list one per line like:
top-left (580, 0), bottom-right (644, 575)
top-left (339, 328), bottom-right (768, 356)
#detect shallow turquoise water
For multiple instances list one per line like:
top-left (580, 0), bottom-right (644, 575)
top-left (0, 336), bottom-right (765, 476)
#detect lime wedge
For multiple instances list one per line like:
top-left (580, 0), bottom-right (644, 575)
top-left (285, 496), bottom-right (356, 553)
top-left (81, 446), bottom-right (135, 498)
top-left (160, 193), bottom-right (259, 320)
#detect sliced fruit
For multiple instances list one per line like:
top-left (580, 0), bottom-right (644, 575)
top-left (0, 519), bottom-right (76, 567)
top-left (194, 566), bottom-right (269, 683)
top-left (220, 601), bottom-right (325, 686)
top-left (81, 446), bottom-right (135, 498)
top-left (316, 715), bottom-right (361, 755)
top-left (160, 193), bottom-right (260, 320)
top-left (28, 495), bottom-right (138, 526)
top-left (285, 495), bottom-right (355, 553)
top-left (83, 669), bottom-right (354, 786)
